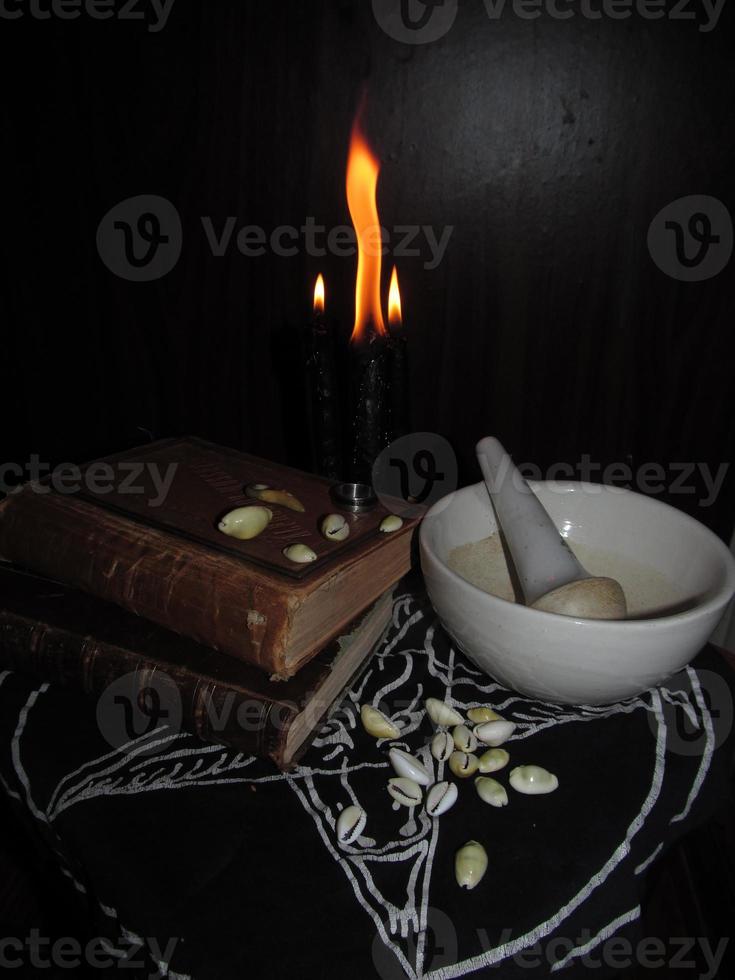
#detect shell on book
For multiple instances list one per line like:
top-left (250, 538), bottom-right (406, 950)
top-left (473, 719), bottom-right (516, 747)
top-left (389, 748), bottom-right (431, 786)
top-left (320, 513), bottom-right (350, 542)
top-left (217, 506), bottom-right (272, 540)
top-left (246, 484), bottom-right (305, 513)
top-left (379, 515), bottom-right (403, 533)
top-left (426, 781), bottom-right (458, 817)
top-left (283, 543), bottom-right (317, 564)
top-left (475, 777), bottom-right (508, 808)
top-left (336, 805), bottom-right (366, 846)
top-left (509, 765), bottom-right (559, 795)
top-left (455, 841), bottom-right (488, 890)
top-left (360, 704), bottom-right (400, 740)
top-left (425, 698), bottom-right (464, 728)
top-left (387, 777), bottom-right (422, 808)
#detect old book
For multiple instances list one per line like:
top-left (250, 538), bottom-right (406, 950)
top-left (0, 437), bottom-right (416, 677)
top-left (0, 566), bottom-right (393, 770)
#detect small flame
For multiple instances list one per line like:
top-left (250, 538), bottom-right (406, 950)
top-left (313, 273), bottom-right (325, 314)
top-left (388, 266), bottom-right (402, 328)
top-left (346, 115), bottom-right (386, 341)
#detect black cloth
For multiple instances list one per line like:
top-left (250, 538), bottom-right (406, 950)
top-left (0, 587), bottom-right (732, 980)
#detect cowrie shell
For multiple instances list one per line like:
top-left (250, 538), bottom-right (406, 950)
top-left (425, 698), bottom-right (463, 727)
top-left (431, 731), bottom-right (454, 763)
top-left (389, 748), bottom-right (431, 787)
top-left (360, 705), bottom-right (400, 740)
top-left (336, 805), bottom-right (366, 845)
top-left (426, 781), bottom-right (458, 817)
top-left (246, 485), bottom-right (305, 512)
top-left (217, 506), bottom-right (272, 540)
top-left (473, 719), bottom-right (516, 747)
top-left (321, 514), bottom-right (350, 541)
top-left (455, 840), bottom-right (488, 890)
top-left (467, 706), bottom-right (501, 724)
top-left (448, 751), bottom-right (479, 778)
top-left (475, 777), bottom-right (508, 808)
top-left (509, 765), bottom-right (559, 795)
top-left (452, 724), bottom-right (478, 753)
top-left (478, 748), bottom-right (510, 774)
top-left (387, 777), bottom-right (422, 807)
top-left (283, 543), bottom-right (317, 563)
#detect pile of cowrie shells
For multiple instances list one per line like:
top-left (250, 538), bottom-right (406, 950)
top-left (354, 697), bottom-right (559, 891)
top-left (217, 483), bottom-right (404, 562)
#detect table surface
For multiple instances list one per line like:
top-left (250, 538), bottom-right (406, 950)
top-left (0, 586), bottom-right (733, 980)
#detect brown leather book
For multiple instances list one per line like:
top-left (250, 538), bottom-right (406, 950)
top-left (0, 437), bottom-right (416, 677)
top-left (0, 566), bottom-right (393, 770)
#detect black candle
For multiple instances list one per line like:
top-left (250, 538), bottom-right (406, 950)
top-left (306, 274), bottom-right (341, 479)
top-left (387, 265), bottom-right (409, 441)
top-left (345, 110), bottom-right (391, 484)
top-left (349, 322), bottom-right (390, 485)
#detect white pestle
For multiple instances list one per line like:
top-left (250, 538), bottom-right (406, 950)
top-left (475, 437), bottom-right (627, 620)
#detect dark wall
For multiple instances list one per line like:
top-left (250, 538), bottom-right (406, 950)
top-left (2, 0), bottom-right (734, 535)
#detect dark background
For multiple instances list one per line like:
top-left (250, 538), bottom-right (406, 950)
top-left (1, 0), bottom-right (734, 537)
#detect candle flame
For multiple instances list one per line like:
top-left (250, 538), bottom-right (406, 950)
top-left (346, 116), bottom-right (386, 341)
top-left (313, 273), bottom-right (325, 314)
top-left (388, 266), bottom-right (402, 328)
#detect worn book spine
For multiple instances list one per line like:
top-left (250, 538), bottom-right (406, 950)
top-left (0, 607), bottom-right (312, 769)
top-left (0, 565), bottom-right (393, 768)
top-left (0, 490), bottom-right (296, 674)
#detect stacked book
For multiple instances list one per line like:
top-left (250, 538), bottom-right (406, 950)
top-left (0, 438), bottom-right (417, 768)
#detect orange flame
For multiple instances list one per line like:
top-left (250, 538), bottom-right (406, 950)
top-left (346, 117), bottom-right (386, 341)
top-left (388, 266), bottom-right (402, 328)
top-left (313, 273), bottom-right (325, 314)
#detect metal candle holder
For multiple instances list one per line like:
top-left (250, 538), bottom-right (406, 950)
top-left (331, 482), bottom-right (377, 513)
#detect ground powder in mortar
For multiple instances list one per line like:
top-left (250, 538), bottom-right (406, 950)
top-left (447, 533), bottom-right (686, 618)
